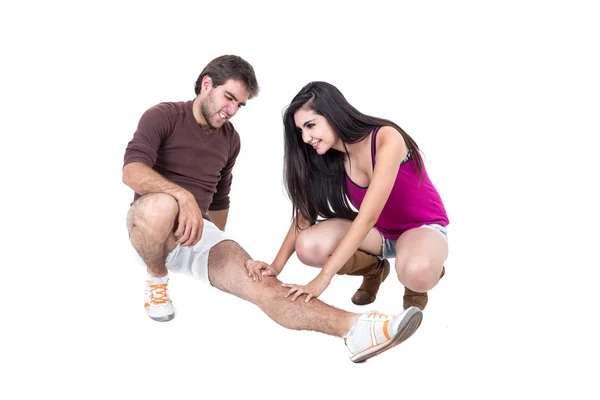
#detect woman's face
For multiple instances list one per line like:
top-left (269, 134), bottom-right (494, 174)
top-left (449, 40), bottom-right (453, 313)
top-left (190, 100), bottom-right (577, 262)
top-left (294, 108), bottom-right (340, 155)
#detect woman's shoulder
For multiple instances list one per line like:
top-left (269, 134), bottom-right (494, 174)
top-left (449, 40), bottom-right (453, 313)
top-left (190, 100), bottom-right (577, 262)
top-left (375, 126), bottom-right (407, 150)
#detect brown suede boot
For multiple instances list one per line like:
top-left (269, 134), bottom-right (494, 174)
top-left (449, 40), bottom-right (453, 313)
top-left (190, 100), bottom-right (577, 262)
top-left (337, 250), bottom-right (391, 306)
top-left (403, 266), bottom-right (445, 310)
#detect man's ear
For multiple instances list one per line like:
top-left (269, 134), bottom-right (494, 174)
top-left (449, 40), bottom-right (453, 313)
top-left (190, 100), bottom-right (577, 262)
top-left (202, 75), bottom-right (213, 92)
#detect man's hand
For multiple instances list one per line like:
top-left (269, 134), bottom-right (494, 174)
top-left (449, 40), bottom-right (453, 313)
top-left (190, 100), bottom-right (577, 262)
top-left (174, 192), bottom-right (204, 247)
top-left (244, 260), bottom-right (279, 282)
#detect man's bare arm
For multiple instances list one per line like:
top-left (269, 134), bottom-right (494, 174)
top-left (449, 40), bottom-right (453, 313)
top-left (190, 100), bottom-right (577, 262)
top-left (122, 162), bottom-right (189, 201)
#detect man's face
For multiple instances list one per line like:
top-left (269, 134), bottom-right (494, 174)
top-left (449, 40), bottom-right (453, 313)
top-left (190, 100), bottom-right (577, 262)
top-left (198, 78), bottom-right (249, 129)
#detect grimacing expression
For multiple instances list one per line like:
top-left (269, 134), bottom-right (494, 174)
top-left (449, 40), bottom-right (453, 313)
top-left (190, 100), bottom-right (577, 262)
top-left (200, 79), bottom-right (249, 129)
top-left (294, 108), bottom-right (339, 155)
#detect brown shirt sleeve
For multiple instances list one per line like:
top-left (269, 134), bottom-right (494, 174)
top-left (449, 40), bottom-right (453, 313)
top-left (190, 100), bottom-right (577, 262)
top-left (124, 104), bottom-right (174, 168)
top-left (209, 130), bottom-right (241, 211)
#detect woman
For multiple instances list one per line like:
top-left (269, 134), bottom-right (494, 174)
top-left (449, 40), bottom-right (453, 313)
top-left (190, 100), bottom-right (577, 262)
top-left (246, 81), bottom-right (449, 309)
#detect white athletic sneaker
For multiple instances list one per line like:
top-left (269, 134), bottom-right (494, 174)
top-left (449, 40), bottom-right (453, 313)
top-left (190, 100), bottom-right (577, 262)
top-left (144, 274), bottom-right (175, 322)
top-left (343, 307), bottom-right (423, 363)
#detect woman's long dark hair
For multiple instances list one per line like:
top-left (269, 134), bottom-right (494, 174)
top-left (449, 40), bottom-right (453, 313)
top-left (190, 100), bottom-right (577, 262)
top-left (283, 81), bottom-right (423, 228)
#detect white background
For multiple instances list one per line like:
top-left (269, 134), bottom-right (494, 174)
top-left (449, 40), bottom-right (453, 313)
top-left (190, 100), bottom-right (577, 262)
top-left (2, 0), bottom-right (599, 399)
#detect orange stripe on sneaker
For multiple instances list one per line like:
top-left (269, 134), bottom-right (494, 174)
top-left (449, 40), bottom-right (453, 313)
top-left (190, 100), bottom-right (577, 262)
top-left (383, 320), bottom-right (391, 341)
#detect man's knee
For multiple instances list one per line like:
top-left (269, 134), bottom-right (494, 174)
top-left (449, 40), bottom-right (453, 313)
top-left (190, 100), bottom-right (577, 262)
top-left (128, 193), bottom-right (179, 237)
top-left (207, 240), bottom-right (250, 290)
top-left (233, 275), bottom-right (285, 308)
top-left (208, 240), bottom-right (282, 301)
top-left (209, 240), bottom-right (248, 265)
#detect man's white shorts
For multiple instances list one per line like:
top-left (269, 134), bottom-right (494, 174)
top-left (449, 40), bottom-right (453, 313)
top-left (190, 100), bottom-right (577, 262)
top-left (133, 219), bottom-right (233, 284)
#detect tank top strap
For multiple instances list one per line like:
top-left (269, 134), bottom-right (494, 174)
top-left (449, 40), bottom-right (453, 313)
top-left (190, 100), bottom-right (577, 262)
top-left (370, 126), bottom-right (381, 167)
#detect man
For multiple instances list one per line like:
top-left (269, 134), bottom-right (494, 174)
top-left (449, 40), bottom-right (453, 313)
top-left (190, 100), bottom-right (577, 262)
top-left (123, 54), bottom-right (423, 363)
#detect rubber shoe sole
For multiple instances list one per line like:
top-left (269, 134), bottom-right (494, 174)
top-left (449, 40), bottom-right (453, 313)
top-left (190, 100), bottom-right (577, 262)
top-left (148, 312), bottom-right (175, 322)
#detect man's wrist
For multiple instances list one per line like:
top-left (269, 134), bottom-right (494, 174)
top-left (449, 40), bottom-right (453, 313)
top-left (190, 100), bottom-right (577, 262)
top-left (169, 187), bottom-right (190, 203)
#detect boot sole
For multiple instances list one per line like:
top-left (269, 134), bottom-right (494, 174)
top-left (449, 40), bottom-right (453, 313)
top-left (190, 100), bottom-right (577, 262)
top-left (351, 307), bottom-right (423, 363)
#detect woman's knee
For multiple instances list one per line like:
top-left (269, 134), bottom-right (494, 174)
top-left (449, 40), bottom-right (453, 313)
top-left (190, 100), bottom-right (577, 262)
top-left (396, 257), bottom-right (442, 292)
top-left (295, 230), bottom-right (328, 266)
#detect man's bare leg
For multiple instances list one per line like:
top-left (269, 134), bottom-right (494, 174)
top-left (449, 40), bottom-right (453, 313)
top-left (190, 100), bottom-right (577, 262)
top-left (127, 193), bottom-right (178, 276)
top-left (127, 193), bottom-right (178, 321)
top-left (208, 240), bottom-right (358, 337)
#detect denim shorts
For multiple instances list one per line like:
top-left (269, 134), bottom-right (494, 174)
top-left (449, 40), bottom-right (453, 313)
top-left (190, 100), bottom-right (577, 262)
top-left (380, 224), bottom-right (448, 259)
